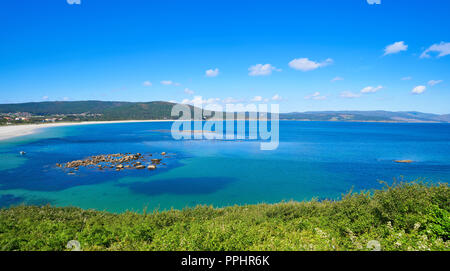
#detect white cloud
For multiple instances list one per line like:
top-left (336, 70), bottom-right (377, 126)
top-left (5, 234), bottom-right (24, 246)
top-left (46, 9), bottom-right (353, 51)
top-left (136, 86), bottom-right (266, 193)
top-left (412, 85), bottom-right (426, 94)
top-left (184, 88), bottom-right (195, 95)
top-left (207, 98), bottom-right (221, 104)
top-left (248, 64), bottom-right (280, 76)
top-left (361, 85), bottom-right (383, 93)
top-left (420, 42), bottom-right (450, 58)
top-left (178, 95), bottom-right (283, 105)
top-left (271, 94), bottom-right (283, 101)
top-left (181, 96), bottom-right (220, 105)
top-left (367, 0), bottom-right (381, 4)
top-left (160, 80), bottom-right (173, 85)
top-left (401, 76), bottom-right (412, 81)
top-left (142, 81), bottom-right (152, 86)
top-left (288, 58), bottom-right (333, 71)
top-left (67, 0), bottom-right (81, 4)
top-left (340, 91), bottom-right (361, 98)
top-left (42, 96), bottom-right (49, 100)
top-left (428, 80), bottom-right (443, 86)
top-left (250, 95), bottom-right (279, 102)
top-left (222, 97), bottom-right (244, 104)
top-left (205, 68), bottom-right (219, 77)
top-left (160, 80), bottom-right (181, 86)
top-left (304, 92), bottom-right (326, 100)
top-left (191, 96), bottom-right (205, 104)
top-left (331, 76), bottom-right (344, 82)
top-left (251, 96), bottom-right (263, 102)
top-left (384, 41), bottom-right (408, 56)
top-left (63, 97), bottom-right (70, 101)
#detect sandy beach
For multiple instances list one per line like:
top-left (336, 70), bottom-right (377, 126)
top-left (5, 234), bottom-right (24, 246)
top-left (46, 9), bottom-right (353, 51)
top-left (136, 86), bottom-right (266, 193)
top-left (0, 120), bottom-right (174, 141)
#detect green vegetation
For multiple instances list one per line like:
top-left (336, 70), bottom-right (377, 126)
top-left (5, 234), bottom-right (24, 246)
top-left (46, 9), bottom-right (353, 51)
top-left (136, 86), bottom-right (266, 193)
top-left (0, 182), bottom-right (448, 251)
top-left (0, 101), bottom-right (181, 124)
top-left (100, 102), bottom-right (180, 120)
top-left (1, 101), bottom-right (450, 124)
top-left (0, 101), bottom-right (132, 115)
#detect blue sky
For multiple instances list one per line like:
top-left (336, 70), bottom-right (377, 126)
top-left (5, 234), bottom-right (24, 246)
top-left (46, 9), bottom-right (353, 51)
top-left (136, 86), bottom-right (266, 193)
top-left (0, 0), bottom-right (449, 113)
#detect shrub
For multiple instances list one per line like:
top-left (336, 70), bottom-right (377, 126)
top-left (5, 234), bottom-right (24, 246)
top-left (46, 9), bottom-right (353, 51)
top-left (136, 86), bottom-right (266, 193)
top-left (0, 181), bottom-right (448, 251)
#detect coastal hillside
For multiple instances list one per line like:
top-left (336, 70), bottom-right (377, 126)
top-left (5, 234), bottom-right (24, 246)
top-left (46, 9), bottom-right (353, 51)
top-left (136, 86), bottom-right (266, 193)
top-left (0, 101), bottom-right (449, 123)
top-left (0, 101), bottom-right (179, 121)
top-left (0, 182), bottom-right (448, 251)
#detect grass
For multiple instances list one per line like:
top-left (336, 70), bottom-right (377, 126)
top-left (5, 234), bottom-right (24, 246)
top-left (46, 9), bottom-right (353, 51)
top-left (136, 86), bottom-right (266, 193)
top-left (0, 181), bottom-right (448, 251)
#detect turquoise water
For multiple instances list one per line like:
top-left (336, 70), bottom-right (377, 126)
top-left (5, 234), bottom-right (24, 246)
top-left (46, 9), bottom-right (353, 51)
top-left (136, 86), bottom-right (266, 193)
top-left (0, 121), bottom-right (449, 213)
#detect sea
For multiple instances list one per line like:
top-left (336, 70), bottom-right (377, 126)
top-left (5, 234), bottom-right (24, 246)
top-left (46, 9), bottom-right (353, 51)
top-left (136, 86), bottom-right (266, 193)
top-left (0, 121), bottom-right (449, 213)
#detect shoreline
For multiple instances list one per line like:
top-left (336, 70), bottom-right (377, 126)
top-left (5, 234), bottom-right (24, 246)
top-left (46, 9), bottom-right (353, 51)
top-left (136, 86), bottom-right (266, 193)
top-left (1, 118), bottom-right (447, 142)
top-left (0, 120), bottom-right (174, 141)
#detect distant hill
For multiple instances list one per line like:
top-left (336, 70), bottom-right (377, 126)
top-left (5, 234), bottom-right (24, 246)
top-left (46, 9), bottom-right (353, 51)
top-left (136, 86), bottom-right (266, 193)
top-left (0, 101), bottom-right (449, 123)
top-left (280, 110), bottom-right (450, 123)
top-left (100, 101), bottom-right (182, 120)
top-left (0, 101), bottom-right (131, 115)
top-left (0, 101), bottom-right (181, 120)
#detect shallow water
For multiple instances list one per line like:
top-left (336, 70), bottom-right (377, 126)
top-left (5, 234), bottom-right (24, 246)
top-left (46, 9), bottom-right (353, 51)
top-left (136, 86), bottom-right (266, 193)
top-left (0, 121), bottom-right (449, 213)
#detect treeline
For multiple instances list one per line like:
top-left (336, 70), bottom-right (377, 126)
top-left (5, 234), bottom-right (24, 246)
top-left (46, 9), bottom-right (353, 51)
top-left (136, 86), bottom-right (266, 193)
top-left (0, 101), bottom-right (181, 121)
top-left (1, 101), bottom-right (450, 122)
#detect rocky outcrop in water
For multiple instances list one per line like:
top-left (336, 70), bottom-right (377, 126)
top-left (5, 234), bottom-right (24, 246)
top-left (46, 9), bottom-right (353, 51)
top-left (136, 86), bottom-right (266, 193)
top-left (394, 160), bottom-right (414, 163)
top-left (151, 159), bottom-right (162, 164)
top-left (58, 152), bottom-right (168, 172)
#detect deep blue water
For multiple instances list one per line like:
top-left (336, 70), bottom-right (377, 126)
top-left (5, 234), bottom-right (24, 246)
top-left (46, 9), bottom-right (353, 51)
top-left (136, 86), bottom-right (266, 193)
top-left (0, 121), bottom-right (449, 213)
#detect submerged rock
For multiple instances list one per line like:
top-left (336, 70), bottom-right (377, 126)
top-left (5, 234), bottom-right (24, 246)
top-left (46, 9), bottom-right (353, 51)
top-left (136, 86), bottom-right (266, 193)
top-left (151, 159), bottom-right (162, 164)
top-left (394, 160), bottom-right (414, 163)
